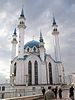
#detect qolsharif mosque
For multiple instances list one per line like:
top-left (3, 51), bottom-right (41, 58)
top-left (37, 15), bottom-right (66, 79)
top-left (10, 8), bottom-right (65, 87)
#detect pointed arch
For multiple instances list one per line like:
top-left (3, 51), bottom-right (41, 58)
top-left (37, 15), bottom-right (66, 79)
top-left (34, 61), bottom-right (38, 85)
top-left (49, 62), bottom-right (53, 84)
top-left (28, 61), bottom-right (32, 85)
top-left (14, 63), bottom-right (16, 76)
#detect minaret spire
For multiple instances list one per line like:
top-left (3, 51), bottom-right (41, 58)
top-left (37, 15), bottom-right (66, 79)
top-left (53, 17), bottom-right (57, 26)
top-left (39, 31), bottom-right (45, 61)
top-left (39, 31), bottom-right (44, 42)
top-left (13, 28), bottom-right (16, 35)
top-left (20, 8), bottom-right (25, 18)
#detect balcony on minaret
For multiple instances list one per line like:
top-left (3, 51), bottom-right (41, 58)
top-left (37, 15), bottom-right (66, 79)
top-left (11, 28), bottom-right (17, 44)
top-left (52, 28), bottom-right (59, 35)
top-left (11, 38), bottom-right (17, 44)
top-left (52, 17), bottom-right (59, 35)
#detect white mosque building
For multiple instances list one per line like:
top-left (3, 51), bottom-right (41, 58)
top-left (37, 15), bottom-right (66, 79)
top-left (10, 9), bottom-right (64, 86)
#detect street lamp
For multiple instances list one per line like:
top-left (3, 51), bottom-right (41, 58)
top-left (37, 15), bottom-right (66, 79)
top-left (25, 74), bottom-right (29, 86)
top-left (59, 75), bottom-right (62, 85)
top-left (12, 73), bottom-right (15, 86)
top-left (10, 73), bottom-right (15, 97)
top-left (10, 75), bottom-right (12, 85)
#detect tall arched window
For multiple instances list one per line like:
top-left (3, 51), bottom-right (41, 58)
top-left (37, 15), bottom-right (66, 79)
top-left (14, 63), bottom-right (16, 76)
top-left (33, 47), bottom-right (36, 52)
top-left (28, 61), bottom-right (32, 85)
top-left (49, 62), bottom-right (53, 84)
top-left (34, 61), bottom-right (38, 85)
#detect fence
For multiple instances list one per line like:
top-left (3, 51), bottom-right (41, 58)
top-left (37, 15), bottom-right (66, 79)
top-left (6, 94), bottom-right (43, 100)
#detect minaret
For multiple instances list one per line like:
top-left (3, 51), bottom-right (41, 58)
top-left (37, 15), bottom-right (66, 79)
top-left (18, 8), bottom-right (26, 58)
top-left (52, 17), bottom-right (61, 84)
top-left (39, 31), bottom-right (45, 61)
top-left (52, 17), bottom-right (64, 84)
top-left (52, 17), bottom-right (61, 62)
top-left (11, 28), bottom-right (17, 61)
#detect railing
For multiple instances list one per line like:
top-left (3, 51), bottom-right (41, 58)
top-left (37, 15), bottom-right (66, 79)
top-left (6, 94), bottom-right (43, 100)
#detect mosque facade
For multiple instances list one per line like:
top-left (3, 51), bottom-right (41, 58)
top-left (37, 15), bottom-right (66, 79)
top-left (10, 9), bottom-right (64, 86)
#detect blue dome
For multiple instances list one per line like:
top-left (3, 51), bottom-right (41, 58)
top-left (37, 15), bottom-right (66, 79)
top-left (24, 40), bottom-right (39, 49)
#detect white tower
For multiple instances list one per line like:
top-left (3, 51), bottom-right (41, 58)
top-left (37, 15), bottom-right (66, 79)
top-left (18, 9), bottom-right (26, 58)
top-left (39, 31), bottom-right (45, 61)
top-left (52, 17), bottom-right (61, 61)
top-left (52, 17), bottom-right (64, 84)
top-left (11, 28), bottom-right (17, 61)
top-left (15, 9), bottom-right (26, 85)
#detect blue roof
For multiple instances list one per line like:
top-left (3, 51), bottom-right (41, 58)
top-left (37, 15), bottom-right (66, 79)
top-left (24, 40), bottom-right (39, 49)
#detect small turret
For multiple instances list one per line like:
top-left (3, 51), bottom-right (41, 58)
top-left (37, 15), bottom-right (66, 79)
top-left (39, 31), bottom-right (45, 61)
top-left (39, 31), bottom-right (44, 43)
top-left (11, 28), bottom-right (18, 61)
top-left (11, 28), bottom-right (17, 44)
top-left (39, 31), bottom-right (44, 47)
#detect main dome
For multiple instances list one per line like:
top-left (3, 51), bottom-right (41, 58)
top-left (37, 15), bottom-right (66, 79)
top-left (24, 40), bottom-right (39, 49)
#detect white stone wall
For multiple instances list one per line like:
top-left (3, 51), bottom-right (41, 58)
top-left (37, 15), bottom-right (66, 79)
top-left (16, 59), bottom-right (24, 85)
top-left (10, 54), bottom-right (60, 85)
top-left (18, 28), bottom-right (25, 58)
top-left (25, 54), bottom-right (41, 85)
top-left (11, 43), bottom-right (17, 61)
top-left (39, 47), bottom-right (45, 61)
top-left (41, 62), bottom-right (47, 84)
top-left (46, 55), bottom-right (56, 84)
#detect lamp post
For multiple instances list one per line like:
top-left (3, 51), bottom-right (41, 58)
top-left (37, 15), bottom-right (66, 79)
top-left (12, 73), bottom-right (14, 86)
top-left (25, 74), bottom-right (29, 86)
top-left (59, 75), bottom-right (62, 85)
top-left (10, 73), bottom-right (15, 97)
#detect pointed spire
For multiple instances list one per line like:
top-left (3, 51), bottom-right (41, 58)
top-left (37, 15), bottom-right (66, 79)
top-left (39, 31), bottom-right (43, 42)
top-left (13, 28), bottom-right (17, 35)
top-left (20, 8), bottom-right (25, 18)
top-left (53, 17), bottom-right (56, 25)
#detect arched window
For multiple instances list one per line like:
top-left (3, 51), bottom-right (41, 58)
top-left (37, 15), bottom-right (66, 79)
top-left (33, 47), bottom-right (36, 52)
top-left (20, 22), bottom-right (21, 24)
top-left (27, 48), bottom-right (29, 52)
top-left (34, 61), bottom-right (38, 85)
top-left (49, 62), bottom-right (53, 84)
top-left (14, 63), bottom-right (16, 76)
top-left (2, 86), bottom-right (5, 91)
top-left (28, 61), bottom-right (32, 85)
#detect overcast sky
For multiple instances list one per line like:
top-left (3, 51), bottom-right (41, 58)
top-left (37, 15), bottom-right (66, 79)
top-left (0, 0), bottom-right (75, 83)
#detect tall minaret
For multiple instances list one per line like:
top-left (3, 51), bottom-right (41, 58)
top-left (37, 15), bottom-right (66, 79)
top-left (52, 17), bottom-right (64, 84)
top-left (52, 17), bottom-right (61, 62)
top-left (52, 17), bottom-right (61, 84)
top-left (11, 28), bottom-right (17, 61)
top-left (18, 8), bottom-right (26, 58)
top-left (39, 31), bottom-right (45, 61)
